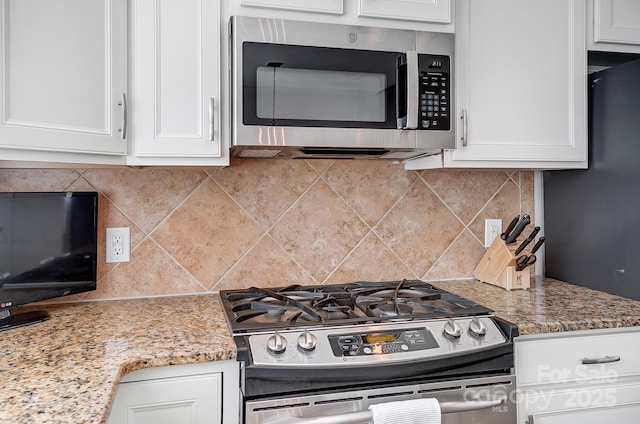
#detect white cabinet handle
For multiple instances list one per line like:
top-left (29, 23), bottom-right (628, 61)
top-left (209, 97), bottom-right (215, 141)
top-left (118, 93), bottom-right (127, 140)
top-left (581, 355), bottom-right (621, 365)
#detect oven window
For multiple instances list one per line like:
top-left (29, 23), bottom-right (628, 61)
top-left (256, 67), bottom-right (386, 123)
top-left (243, 42), bottom-right (399, 129)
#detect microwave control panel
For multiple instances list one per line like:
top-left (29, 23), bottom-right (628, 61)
top-left (419, 55), bottom-right (450, 131)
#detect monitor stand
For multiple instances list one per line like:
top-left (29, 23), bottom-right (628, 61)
top-left (0, 310), bottom-right (50, 331)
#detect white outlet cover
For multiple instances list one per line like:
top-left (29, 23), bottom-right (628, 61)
top-left (106, 227), bottom-right (130, 263)
top-left (484, 219), bottom-right (502, 248)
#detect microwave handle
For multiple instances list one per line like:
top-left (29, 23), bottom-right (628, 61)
top-left (398, 50), bottom-right (419, 130)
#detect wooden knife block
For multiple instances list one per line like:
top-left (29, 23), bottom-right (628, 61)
top-left (474, 236), bottom-right (531, 290)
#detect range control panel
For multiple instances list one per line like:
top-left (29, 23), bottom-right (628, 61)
top-left (329, 328), bottom-right (438, 356)
top-left (246, 317), bottom-right (507, 368)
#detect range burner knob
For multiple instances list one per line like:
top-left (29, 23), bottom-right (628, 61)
top-left (469, 317), bottom-right (488, 337)
top-left (297, 330), bottom-right (318, 352)
top-left (443, 319), bottom-right (462, 340)
top-left (267, 332), bottom-right (288, 354)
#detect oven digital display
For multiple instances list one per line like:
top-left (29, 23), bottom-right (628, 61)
top-left (328, 328), bottom-right (439, 357)
top-left (363, 333), bottom-right (398, 343)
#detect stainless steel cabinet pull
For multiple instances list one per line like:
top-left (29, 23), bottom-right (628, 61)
top-left (118, 93), bottom-right (127, 140)
top-left (527, 414), bottom-right (535, 424)
top-left (265, 398), bottom-right (506, 424)
top-left (460, 108), bottom-right (468, 146)
top-left (582, 355), bottom-right (621, 364)
top-left (209, 97), bottom-right (215, 141)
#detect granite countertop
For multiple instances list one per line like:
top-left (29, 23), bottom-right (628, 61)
top-left (3, 278), bottom-right (640, 423)
top-left (437, 277), bottom-right (640, 335)
top-left (0, 295), bottom-right (235, 424)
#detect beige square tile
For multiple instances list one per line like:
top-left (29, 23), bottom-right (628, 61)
top-left (324, 161), bottom-right (417, 226)
top-left (67, 177), bottom-right (145, 282)
top-left (468, 180), bottom-right (521, 242)
top-left (152, 179), bottom-right (263, 290)
top-left (325, 233), bottom-right (416, 285)
top-left (0, 169), bottom-right (81, 191)
top-left (305, 159), bottom-right (335, 176)
top-left (424, 230), bottom-right (486, 280)
top-left (84, 168), bottom-right (206, 233)
top-left (270, 180), bottom-right (369, 282)
top-left (86, 238), bottom-right (204, 299)
top-left (421, 169), bottom-right (510, 224)
top-left (211, 159), bottom-right (317, 228)
top-left (216, 235), bottom-right (315, 290)
top-left (520, 171), bottom-right (535, 222)
top-left (375, 181), bottom-right (463, 277)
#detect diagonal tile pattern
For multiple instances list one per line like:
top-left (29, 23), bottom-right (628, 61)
top-left (0, 163), bottom-right (535, 300)
top-left (269, 180), bottom-right (370, 282)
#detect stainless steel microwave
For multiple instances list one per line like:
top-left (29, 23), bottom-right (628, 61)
top-left (230, 16), bottom-right (455, 160)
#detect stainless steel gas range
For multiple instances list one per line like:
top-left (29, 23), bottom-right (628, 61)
top-left (220, 280), bottom-right (518, 424)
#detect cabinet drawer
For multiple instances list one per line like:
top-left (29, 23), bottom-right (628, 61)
top-left (518, 383), bottom-right (640, 424)
top-left (516, 328), bottom-right (640, 387)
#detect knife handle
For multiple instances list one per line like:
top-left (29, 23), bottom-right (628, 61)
top-left (505, 214), bottom-right (531, 244)
top-left (530, 236), bottom-right (546, 255)
top-left (514, 226), bottom-right (541, 255)
top-left (501, 215), bottom-right (520, 240)
top-left (514, 239), bottom-right (530, 256)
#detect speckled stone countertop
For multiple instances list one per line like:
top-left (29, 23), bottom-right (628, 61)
top-left (3, 278), bottom-right (640, 423)
top-left (0, 295), bottom-right (235, 424)
top-left (437, 277), bottom-right (640, 335)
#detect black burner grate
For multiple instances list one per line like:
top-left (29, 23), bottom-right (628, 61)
top-left (220, 280), bottom-right (492, 333)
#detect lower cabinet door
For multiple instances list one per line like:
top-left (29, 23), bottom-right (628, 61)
top-left (519, 383), bottom-right (640, 424)
top-left (107, 373), bottom-right (222, 424)
top-left (529, 402), bottom-right (640, 424)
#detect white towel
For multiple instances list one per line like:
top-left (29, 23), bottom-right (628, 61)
top-left (369, 398), bottom-right (441, 424)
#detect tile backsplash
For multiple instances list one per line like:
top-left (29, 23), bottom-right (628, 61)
top-left (0, 161), bottom-right (533, 301)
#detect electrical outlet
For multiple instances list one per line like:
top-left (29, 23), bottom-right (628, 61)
top-left (484, 219), bottom-right (502, 248)
top-left (106, 227), bottom-right (130, 263)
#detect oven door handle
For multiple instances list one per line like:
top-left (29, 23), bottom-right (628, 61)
top-left (264, 398), bottom-right (507, 424)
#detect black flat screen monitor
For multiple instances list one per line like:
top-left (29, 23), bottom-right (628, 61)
top-left (0, 192), bottom-right (98, 331)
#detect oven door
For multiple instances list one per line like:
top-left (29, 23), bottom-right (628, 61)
top-left (244, 374), bottom-right (515, 424)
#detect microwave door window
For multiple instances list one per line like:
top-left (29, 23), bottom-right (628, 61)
top-left (256, 67), bottom-right (386, 124)
top-left (243, 42), bottom-right (399, 129)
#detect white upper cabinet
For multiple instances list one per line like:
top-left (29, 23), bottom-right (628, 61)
top-left (129, 0), bottom-right (226, 166)
top-left (590, 0), bottom-right (640, 53)
top-left (357, 0), bottom-right (450, 24)
top-left (238, 0), bottom-right (344, 15)
top-left (228, 0), bottom-right (453, 31)
top-left (406, 0), bottom-right (588, 170)
top-left (0, 0), bottom-right (127, 158)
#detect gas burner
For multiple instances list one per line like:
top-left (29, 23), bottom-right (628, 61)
top-left (375, 303), bottom-right (413, 317)
top-left (219, 280), bottom-right (493, 333)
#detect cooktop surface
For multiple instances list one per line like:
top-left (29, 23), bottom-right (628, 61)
top-left (220, 280), bottom-right (492, 333)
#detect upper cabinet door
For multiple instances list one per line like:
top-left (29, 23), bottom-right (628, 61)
top-left (358, 0), bottom-right (451, 24)
top-left (239, 0), bottom-right (344, 14)
top-left (406, 0), bottom-right (587, 170)
top-left (229, 0), bottom-right (452, 31)
top-left (130, 0), bottom-right (225, 165)
top-left (0, 0), bottom-right (127, 155)
top-left (594, 0), bottom-right (640, 45)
